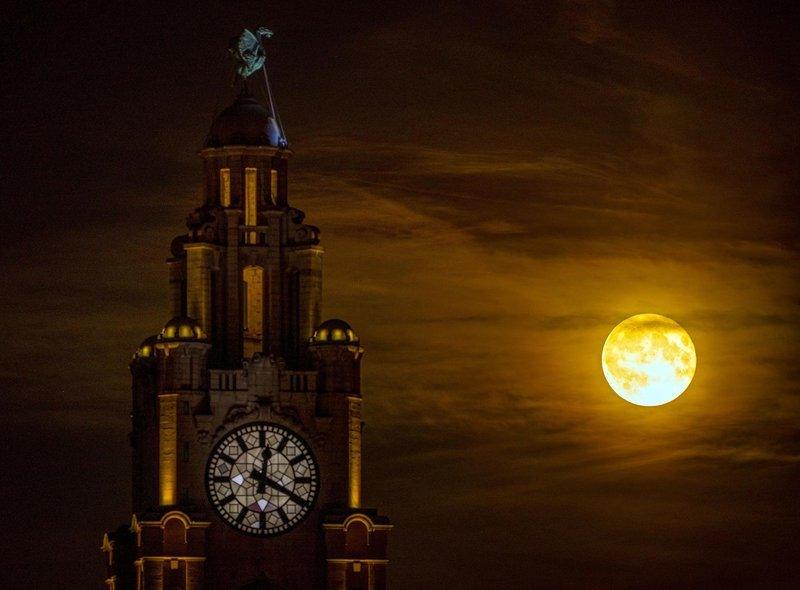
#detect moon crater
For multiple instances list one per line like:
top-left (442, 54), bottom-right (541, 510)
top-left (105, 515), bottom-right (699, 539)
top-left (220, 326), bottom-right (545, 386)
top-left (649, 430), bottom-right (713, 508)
top-left (602, 314), bottom-right (696, 406)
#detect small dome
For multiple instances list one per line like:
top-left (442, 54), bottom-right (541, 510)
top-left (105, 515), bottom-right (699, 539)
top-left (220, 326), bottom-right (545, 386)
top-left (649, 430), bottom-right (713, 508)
top-left (133, 335), bottom-right (158, 359)
top-left (205, 91), bottom-right (282, 148)
top-left (159, 316), bottom-right (207, 342)
top-left (311, 319), bottom-right (359, 345)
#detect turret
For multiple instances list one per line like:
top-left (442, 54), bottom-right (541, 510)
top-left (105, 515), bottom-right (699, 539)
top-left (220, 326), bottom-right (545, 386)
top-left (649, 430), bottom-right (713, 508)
top-left (130, 336), bottom-right (160, 512)
top-left (310, 318), bottom-right (363, 397)
top-left (155, 316), bottom-right (211, 392)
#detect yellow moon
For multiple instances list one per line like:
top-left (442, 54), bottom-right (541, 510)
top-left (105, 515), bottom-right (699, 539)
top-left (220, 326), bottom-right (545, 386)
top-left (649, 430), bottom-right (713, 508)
top-left (601, 314), bottom-right (696, 406)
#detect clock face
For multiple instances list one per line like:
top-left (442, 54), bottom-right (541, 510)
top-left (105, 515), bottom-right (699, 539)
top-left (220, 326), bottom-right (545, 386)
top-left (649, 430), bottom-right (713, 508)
top-left (205, 422), bottom-right (319, 537)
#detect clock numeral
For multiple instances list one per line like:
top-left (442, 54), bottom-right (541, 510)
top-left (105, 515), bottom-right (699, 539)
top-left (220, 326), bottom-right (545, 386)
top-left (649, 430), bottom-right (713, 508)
top-left (259, 429), bottom-right (265, 448)
top-left (236, 507), bottom-right (249, 524)
top-left (219, 452), bottom-right (236, 465)
top-left (287, 491), bottom-right (310, 508)
top-left (275, 436), bottom-right (288, 453)
top-left (276, 507), bottom-right (289, 524)
top-left (219, 493), bottom-right (236, 506)
top-left (213, 476), bottom-right (230, 483)
top-left (289, 454), bottom-right (306, 466)
top-left (235, 435), bottom-right (248, 453)
top-left (259, 511), bottom-right (267, 529)
top-left (296, 477), bottom-right (312, 484)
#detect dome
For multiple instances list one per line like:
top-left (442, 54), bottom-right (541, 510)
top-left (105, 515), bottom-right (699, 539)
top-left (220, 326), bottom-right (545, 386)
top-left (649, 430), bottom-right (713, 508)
top-left (205, 91), bottom-right (282, 148)
top-left (311, 319), bottom-right (359, 345)
top-left (159, 316), bottom-right (207, 342)
top-left (133, 335), bottom-right (158, 359)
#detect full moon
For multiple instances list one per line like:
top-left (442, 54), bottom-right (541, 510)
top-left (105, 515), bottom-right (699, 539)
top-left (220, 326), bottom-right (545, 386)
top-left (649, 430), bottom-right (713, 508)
top-left (601, 314), bottom-right (696, 406)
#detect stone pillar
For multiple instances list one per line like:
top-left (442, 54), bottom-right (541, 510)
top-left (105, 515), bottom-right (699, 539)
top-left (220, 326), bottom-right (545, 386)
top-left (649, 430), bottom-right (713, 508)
top-left (158, 394), bottom-right (178, 506)
top-left (287, 246), bottom-right (323, 365)
top-left (185, 560), bottom-right (205, 590)
top-left (224, 210), bottom-right (241, 364)
top-left (297, 249), bottom-right (323, 347)
top-left (348, 397), bottom-right (362, 509)
top-left (143, 559), bottom-right (164, 590)
top-left (167, 260), bottom-right (183, 318)
top-left (327, 562), bottom-right (347, 590)
top-left (185, 243), bottom-right (215, 336)
top-left (266, 211), bottom-right (283, 355)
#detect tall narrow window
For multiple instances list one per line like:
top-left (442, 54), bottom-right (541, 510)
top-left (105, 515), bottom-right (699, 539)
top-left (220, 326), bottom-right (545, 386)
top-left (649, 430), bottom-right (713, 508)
top-left (242, 266), bottom-right (264, 358)
top-left (245, 167), bottom-right (258, 244)
top-left (219, 168), bottom-right (231, 206)
top-left (270, 169), bottom-right (279, 205)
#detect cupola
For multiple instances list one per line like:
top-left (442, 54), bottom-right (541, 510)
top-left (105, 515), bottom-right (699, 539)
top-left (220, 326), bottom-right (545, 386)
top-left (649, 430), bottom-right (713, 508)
top-left (158, 316), bottom-right (207, 342)
top-left (205, 90), bottom-right (283, 148)
top-left (311, 319), bottom-right (359, 345)
top-left (133, 335), bottom-right (158, 360)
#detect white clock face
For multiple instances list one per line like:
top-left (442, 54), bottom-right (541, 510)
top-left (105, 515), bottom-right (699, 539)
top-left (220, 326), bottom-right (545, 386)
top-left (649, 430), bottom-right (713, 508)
top-left (205, 422), bottom-right (319, 536)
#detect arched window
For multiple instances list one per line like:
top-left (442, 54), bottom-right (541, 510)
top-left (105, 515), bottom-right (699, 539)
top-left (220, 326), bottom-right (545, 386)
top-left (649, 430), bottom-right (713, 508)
top-left (242, 266), bottom-right (264, 358)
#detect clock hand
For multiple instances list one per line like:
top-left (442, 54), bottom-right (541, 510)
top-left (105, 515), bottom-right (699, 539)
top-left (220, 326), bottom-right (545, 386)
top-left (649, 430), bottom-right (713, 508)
top-left (249, 470), bottom-right (308, 507)
top-left (255, 447), bottom-right (273, 492)
top-left (250, 469), bottom-right (269, 494)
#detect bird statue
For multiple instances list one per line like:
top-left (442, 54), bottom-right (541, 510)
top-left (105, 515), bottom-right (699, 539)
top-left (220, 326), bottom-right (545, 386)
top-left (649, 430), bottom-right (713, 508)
top-left (230, 27), bottom-right (273, 79)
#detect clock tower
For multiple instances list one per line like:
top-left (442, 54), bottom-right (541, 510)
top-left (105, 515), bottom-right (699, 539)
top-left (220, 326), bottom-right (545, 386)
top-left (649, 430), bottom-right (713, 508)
top-left (102, 32), bottom-right (392, 590)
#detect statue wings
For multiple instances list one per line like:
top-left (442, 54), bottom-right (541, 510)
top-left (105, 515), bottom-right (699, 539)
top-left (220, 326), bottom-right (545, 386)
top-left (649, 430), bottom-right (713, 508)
top-left (231, 28), bottom-right (273, 79)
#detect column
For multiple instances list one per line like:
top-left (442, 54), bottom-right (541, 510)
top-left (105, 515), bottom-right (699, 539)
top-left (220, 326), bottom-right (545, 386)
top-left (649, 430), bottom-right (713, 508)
top-left (159, 394), bottom-right (178, 505)
top-left (224, 210), bottom-right (241, 363)
top-left (185, 243), bottom-right (214, 336)
top-left (167, 260), bottom-right (183, 318)
top-left (348, 398), bottom-right (362, 509)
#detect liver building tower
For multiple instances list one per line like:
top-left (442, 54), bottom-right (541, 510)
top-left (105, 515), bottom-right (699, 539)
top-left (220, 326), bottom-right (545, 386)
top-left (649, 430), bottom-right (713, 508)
top-left (102, 30), bottom-right (391, 590)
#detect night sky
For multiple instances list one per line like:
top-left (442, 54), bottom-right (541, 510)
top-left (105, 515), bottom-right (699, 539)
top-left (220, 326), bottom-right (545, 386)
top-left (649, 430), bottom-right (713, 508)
top-left (2, 1), bottom-right (799, 588)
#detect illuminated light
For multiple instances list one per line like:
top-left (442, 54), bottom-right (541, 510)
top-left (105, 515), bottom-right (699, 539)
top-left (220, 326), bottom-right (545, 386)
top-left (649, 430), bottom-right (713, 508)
top-left (270, 169), bottom-right (279, 205)
top-left (165, 326), bottom-right (177, 338)
top-left (245, 167), bottom-right (258, 244)
top-left (194, 326), bottom-right (205, 339)
top-left (331, 328), bottom-right (345, 341)
top-left (178, 324), bottom-right (193, 338)
top-left (140, 345), bottom-right (151, 357)
top-left (315, 329), bottom-right (328, 341)
top-left (348, 399), bottom-right (362, 508)
top-left (346, 329), bottom-right (355, 341)
top-left (220, 168), bottom-right (231, 207)
top-left (602, 314), bottom-right (697, 406)
top-left (159, 394), bottom-right (179, 505)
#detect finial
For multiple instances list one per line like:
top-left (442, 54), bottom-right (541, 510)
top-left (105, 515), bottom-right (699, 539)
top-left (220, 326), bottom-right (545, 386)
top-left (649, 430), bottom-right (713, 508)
top-left (230, 28), bottom-right (273, 79)
top-left (226, 27), bottom-right (288, 149)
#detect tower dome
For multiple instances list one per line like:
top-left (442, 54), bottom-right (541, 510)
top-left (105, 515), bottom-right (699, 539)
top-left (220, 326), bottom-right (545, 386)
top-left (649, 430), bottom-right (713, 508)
top-left (133, 335), bottom-right (158, 359)
top-left (205, 90), bottom-right (283, 148)
top-left (158, 316), bottom-right (207, 342)
top-left (311, 319), bottom-right (359, 345)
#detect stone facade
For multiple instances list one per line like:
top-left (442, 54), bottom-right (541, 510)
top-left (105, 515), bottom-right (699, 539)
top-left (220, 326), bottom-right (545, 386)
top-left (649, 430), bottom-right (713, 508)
top-left (102, 90), bottom-right (391, 590)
